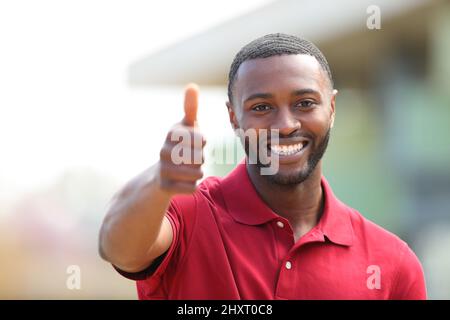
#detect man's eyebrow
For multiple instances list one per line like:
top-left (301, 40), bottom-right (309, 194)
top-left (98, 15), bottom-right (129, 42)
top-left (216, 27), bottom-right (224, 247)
top-left (243, 89), bottom-right (321, 104)
top-left (243, 93), bottom-right (273, 104)
top-left (292, 88), bottom-right (321, 96)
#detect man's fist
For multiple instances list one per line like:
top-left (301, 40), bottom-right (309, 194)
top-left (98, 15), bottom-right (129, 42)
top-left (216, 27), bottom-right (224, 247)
top-left (158, 84), bottom-right (206, 195)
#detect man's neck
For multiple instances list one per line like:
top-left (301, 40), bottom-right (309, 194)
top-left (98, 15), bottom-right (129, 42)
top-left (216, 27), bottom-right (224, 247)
top-left (246, 162), bottom-right (324, 242)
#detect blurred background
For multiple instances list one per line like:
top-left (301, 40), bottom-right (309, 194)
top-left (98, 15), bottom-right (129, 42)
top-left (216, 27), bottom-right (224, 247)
top-left (0, 0), bottom-right (449, 299)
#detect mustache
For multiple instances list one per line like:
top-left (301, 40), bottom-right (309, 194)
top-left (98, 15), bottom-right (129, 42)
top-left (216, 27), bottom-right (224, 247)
top-left (265, 131), bottom-right (315, 145)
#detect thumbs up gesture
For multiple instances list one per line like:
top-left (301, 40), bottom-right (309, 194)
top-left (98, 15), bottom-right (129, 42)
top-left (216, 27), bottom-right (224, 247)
top-left (158, 84), bottom-right (206, 195)
top-left (182, 84), bottom-right (199, 126)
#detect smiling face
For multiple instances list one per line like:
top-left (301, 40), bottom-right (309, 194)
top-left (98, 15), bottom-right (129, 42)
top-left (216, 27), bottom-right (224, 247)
top-left (227, 54), bottom-right (336, 185)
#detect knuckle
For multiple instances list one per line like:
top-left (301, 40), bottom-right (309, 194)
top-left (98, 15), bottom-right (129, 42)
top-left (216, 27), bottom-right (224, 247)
top-left (195, 171), bottom-right (204, 180)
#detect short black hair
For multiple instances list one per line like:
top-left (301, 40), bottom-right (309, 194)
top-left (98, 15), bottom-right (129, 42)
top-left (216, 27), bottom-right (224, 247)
top-left (227, 33), bottom-right (333, 103)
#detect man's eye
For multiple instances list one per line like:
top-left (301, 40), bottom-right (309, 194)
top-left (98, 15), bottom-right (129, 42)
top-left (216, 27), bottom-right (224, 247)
top-left (252, 104), bottom-right (271, 112)
top-left (296, 100), bottom-right (315, 108)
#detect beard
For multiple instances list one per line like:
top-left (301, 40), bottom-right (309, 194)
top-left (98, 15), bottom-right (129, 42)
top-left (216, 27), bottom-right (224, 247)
top-left (247, 127), bottom-right (331, 186)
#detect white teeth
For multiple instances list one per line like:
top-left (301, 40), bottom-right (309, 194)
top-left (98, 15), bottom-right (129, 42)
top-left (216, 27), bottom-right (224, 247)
top-left (270, 142), bottom-right (305, 156)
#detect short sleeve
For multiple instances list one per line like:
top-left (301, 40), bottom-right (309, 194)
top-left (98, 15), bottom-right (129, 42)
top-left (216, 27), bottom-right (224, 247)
top-left (390, 243), bottom-right (427, 300)
top-left (112, 193), bottom-right (198, 292)
top-left (112, 210), bottom-right (180, 281)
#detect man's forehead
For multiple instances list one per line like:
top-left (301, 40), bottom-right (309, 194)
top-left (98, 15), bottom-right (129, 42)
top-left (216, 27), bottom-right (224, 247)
top-left (234, 54), bottom-right (327, 97)
top-left (242, 52), bottom-right (319, 67)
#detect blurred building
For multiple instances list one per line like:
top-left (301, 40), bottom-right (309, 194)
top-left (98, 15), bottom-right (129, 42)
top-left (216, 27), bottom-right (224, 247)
top-left (129, 0), bottom-right (450, 299)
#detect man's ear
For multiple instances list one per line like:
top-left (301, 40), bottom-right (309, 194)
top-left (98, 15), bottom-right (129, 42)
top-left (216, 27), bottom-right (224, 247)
top-left (226, 101), bottom-right (239, 130)
top-left (330, 89), bottom-right (338, 128)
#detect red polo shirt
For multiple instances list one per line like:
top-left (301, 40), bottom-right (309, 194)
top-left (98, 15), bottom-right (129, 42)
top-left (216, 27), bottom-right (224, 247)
top-left (115, 161), bottom-right (426, 299)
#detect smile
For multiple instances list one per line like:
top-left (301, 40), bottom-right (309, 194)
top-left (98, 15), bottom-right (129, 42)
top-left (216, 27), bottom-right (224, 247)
top-left (269, 142), bottom-right (308, 156)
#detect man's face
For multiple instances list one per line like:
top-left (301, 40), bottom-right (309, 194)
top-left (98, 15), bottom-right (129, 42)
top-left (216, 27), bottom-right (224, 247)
top-left (227, 54), bottom-right (336, 185)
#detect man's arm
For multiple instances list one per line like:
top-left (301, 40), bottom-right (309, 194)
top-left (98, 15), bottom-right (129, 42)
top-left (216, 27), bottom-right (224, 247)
top-left (98, 84), bottom-right (205, 273)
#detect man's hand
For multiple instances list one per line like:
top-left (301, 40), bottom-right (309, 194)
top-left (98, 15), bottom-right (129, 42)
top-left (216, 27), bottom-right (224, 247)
top-left (99, 84), bottom-right (206, 270)
top-left (158, 83), bottom-right (206, 195)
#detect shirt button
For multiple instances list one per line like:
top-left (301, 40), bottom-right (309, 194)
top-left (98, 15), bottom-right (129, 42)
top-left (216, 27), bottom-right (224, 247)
top-left (276, 221), bottom-right (284, 228)
top-left (285, 261), bottom-right (292, 270)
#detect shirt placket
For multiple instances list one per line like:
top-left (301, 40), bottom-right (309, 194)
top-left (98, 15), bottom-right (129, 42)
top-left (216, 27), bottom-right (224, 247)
top-left (273, 221), bottom-right (325, 299)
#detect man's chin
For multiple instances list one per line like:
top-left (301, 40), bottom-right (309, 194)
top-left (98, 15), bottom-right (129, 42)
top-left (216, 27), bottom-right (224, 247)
top-left (265, 166), bottom-right (312, 186)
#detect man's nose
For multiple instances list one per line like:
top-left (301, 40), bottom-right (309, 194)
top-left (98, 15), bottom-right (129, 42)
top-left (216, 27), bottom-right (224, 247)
top-left (272, 108), bottom-right (301, 137)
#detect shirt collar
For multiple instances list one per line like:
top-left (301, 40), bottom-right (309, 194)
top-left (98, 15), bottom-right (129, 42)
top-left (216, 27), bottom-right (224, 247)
top-left (219, 160), bottom-right (354, 247)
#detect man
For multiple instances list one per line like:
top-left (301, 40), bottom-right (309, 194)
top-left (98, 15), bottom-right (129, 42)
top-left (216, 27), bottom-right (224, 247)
top-left (99, 33), bottom-right (426, 299)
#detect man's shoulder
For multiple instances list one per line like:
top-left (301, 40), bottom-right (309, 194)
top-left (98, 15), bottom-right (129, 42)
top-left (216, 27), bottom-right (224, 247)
top-left (198, 175), bottom-right (222, 190)
top-left (344, 204), bottom-right (426, 299)
top-left (196, 175), bottom-right (223, 199)
top-left (345, 204), bottom-right (409, 254)
top-left (170, 175), bottom-right (223, 207)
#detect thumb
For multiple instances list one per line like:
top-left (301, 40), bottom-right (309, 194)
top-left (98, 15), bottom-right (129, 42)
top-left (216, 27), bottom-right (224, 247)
top-left (182, 83), bottom-right (199, 126)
